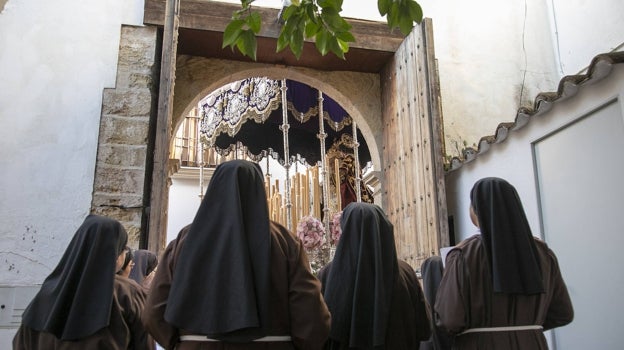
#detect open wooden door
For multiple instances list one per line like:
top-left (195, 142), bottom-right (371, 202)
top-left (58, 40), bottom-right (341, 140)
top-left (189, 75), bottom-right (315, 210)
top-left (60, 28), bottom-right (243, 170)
top-left (380, 18), bottom-right (448, 269)
top-left (148, 0), bottom-right (180, 252)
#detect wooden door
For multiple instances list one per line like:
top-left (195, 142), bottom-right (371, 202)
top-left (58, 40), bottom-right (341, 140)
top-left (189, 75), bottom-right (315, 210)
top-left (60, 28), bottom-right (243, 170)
top-left (380, 19), bottom-right (448, 270)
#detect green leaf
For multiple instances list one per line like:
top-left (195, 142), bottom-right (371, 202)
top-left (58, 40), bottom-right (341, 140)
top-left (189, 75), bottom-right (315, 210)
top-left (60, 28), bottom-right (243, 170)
top-left (315, 29), bottom-right (329, 56)
top-left (285, 16), bottom-right (301, 41)
top-left (323, 0), bottom-right (343, 11)
top-left (247, 12), bottom-right (262, 34)
top-left (234, 8), bottom-right (247, 19)
top-left (398, 12), bottom-right (414, 35)
top-left (317, 0), bottom-right (335, 10)
top-left (237, 30), bottom-right (257, 60)
top-left (305, 3), bottom-right (318, 24)
top-left (222, 19), bottom-right (245, 48)
top-left (282, 4), bottom-right (298, 21)
top-left (226, 0), bottom-right (426, 60)
top-left (305, 19), bottom-right (320, 38)
top-left (336, 37), bottom-right (350, 53)
top-left (407, 0), bottom-right (423, 23)
top-left (378, 0), bottom-right (390, 16)
top-left (282, 18), bottom-right (297, 41)
top-left (291, 28), bottom-right (304, 59)
top-left (241, 0), bottom-right (255, 8)
top-left (328, 36), bottom-right (345, 60)
top-left (386, 2), bottom-right (401, 30)
top-left (336, 30), bottom-right (355, 43)
top-left (276, 30), bottom-right (290, 52)
top-left (235, 38), bottom-right (247, 56)
top-left (297, 13), bottom-right (307, 33)
top-left (321, 7), bottom-right (351, 32)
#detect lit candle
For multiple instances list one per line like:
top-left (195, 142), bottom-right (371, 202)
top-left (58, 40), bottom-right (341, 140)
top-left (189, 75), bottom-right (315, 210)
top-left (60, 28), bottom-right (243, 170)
top-left (281, 195), bottom-right (286, 226)
top-left (335, 158), bottom-right (341, 211)
top-left (305, 169), bottom-right (310, 215)
top-left (295, 173), bottom-right (301, 221)
top-left (290, 184), bottom-right (296, 230)
top-left (299, 173), bottom-right (305, 218)
top-left (265, 175), bottom-right (271, 214)
top-left (313, 166), bottom-right (320, 218)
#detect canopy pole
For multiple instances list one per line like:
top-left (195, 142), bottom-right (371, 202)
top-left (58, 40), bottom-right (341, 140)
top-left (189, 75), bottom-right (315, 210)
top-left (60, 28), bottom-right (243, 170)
top-left (317, 91), bottom-right (331, 240)
top-left (196, 111), bottom-right (204, 202)
top-left (280, 79), bottom-right (292, 230)
top-left (352, 121), bottom-right (362, 202)
top-left (199, 142), bottom-right (205, 202)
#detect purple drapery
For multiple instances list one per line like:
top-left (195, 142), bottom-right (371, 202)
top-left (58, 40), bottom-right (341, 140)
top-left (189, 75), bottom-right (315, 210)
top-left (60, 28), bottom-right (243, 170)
top-left (201, 78), bottom-right (370, 166)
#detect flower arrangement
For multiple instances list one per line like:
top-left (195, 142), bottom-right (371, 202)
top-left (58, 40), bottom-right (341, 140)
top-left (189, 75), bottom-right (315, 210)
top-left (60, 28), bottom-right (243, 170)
top-left (296, 216), bottom-right (326, 250)
top-left (329, 211), bottom-right (342, 245)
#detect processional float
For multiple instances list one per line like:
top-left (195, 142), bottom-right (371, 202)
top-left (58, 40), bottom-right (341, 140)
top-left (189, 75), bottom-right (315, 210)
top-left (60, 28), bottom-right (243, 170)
top-left (197, 77), bottom-right (373, 270)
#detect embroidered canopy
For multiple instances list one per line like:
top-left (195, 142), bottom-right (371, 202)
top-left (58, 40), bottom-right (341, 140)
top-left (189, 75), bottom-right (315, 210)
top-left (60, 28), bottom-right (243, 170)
top-left (199, 78), bottom-right (371, 166)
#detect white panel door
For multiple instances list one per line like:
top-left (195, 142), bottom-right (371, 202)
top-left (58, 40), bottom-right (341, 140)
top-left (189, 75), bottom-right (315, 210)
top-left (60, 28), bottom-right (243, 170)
top-left (533, 99), bottom-right (624, 350)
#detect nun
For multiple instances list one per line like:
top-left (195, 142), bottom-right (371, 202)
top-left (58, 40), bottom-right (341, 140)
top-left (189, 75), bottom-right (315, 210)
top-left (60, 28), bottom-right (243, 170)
top-left (142, 160), bottom-right (330, 350)
top-left (129, 249), bottom-right (158, 290)
top-left (13, 215), bottom-right (153, 349)
top-left (434, 177), bottom-right (574, 349)
top-left (319, 202), bottom-right (431, 349)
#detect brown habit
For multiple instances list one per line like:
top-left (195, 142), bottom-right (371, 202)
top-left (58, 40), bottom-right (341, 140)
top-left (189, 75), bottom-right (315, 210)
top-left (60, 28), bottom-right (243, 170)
top-left (319, 260), bottom-right (431, 350)
top-left (13, 275), bottom-right (153, 350)
top-left (318, 202), bottom-right (431, 350)
top-left (434, 235), bottom-right (574, 349)
top-left (142, 222), bottom-right (331, 350)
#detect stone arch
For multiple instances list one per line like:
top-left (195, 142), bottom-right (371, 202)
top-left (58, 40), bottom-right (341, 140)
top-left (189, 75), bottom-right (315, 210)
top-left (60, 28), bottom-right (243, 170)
top-left (171, 57), bottom-right (383, 170)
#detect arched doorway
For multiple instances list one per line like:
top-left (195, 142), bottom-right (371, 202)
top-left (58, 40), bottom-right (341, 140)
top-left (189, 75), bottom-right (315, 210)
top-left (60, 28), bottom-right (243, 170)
top-left (168, 77), bottom-right (379, 271)
top-left (95, 0), bottom-right (448, 270)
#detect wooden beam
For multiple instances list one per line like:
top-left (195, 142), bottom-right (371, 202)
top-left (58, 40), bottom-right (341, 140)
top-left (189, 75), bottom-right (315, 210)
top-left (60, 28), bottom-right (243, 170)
top-left (148, 0), bottom-right (180, 253)
top-left (144, 0), bottom-right (404, 53)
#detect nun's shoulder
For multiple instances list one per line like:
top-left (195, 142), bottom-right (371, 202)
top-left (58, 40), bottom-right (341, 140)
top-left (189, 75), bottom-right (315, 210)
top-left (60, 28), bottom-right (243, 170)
top-left (397, 259), bottom-right (416, 274)
top-left (532, 236), bottom-right (559, 259)
top-left (269, 220), bottom-right (301, 250)
top-left (451, 234), bottom-right (482, 252)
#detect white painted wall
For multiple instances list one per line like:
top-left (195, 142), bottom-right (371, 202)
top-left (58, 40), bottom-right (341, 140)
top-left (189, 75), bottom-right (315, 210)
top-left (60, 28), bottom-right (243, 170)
top-left (0, 0), bottom-right (144, 344)
top-left (167, 176), bottom-right (204, 244)
top-left (0, 0), bottom-right (145, 282)
top-left (419, 0), bottom-right (622, 154)
top-left (421, 0), bottom-right (560, 155)
top-left (445, 64), bottom-right (624, 349)
top-left (548, 0), bottom-right (624, 75)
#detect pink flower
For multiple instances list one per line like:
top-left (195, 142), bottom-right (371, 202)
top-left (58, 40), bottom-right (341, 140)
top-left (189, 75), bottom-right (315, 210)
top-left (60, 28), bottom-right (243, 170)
top-left (296, 216), bottom-right (326, 250)
top-left (329, 211), bottom-right (342, 245)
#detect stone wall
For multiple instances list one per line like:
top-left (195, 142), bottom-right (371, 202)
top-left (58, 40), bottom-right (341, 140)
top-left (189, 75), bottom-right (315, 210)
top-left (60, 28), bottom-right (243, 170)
top-left (92, 25), bottom-right (160, 247)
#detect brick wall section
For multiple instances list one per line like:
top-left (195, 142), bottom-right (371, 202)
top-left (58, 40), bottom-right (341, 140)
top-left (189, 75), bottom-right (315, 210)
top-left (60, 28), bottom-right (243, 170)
top-left (92, 25), bottom-right (159, 247)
